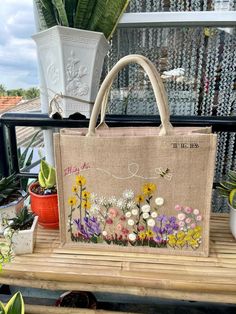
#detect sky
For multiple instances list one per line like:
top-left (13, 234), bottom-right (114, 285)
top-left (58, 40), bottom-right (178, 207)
top-left (0, 0), bottom-right (38, 90)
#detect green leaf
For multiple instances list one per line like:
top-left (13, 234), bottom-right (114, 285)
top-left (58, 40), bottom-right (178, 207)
top-left (35, 0), bottom-right (58, 29)
top-left (0, 301), bottom-right (5, 314)
top-left (74, 0), bottom-right (97, 29)
top-left (5, 292), bottom-right (24, 314)
top-left (52, 0), bottom-right (69, 26)
top-left (87, 0), bottom-right (106, 32)
top-left (65, 0), bottom-right (78, 27)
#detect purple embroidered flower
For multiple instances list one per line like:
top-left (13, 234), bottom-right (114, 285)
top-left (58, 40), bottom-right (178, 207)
top-left (157, 214), bottom-right (168, 223)
top-left (84, 216), bottom-right (101, 236)
top-left (74, 218), bottom-right (90, 239)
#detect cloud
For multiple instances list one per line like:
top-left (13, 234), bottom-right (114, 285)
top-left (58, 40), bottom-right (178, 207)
top-left (0, 0), bottom-right (38, 89)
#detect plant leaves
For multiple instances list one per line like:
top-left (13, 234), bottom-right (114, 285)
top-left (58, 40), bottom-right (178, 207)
top-left (35, 0), bottom-right (58, 29)
top-left (65, 0), bottom-right (78, 27)
top-left (74, 0), bottom-right (97, 29)
top-left (52, 0), bottom-right (69, 26)
top-left (87, 0), bottom-right (106, 32)
top-left (5, 292), bottom-right (24, 314)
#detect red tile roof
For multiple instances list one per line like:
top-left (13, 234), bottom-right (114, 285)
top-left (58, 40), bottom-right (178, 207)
top-left (0, 96), bottom-right (23, 113)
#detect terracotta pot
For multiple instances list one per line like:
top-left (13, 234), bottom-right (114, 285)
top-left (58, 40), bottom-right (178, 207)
top-left (29, 182), bottom-right (59, 229)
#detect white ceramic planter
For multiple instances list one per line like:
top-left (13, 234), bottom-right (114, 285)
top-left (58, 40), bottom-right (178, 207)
top-left (229, 203), bottom-right (236, 239)
top-left (0, 196), bottom-right (25, 234)
top-left (32, 26), bottom-right (109, 118)
top-left (11, 216), bottom-right (38, 255)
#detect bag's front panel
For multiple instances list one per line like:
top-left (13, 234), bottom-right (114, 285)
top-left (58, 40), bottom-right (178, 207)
top-left (56, 132), bottom-right (216, 256)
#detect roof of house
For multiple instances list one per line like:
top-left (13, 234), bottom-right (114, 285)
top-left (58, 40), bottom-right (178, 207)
top-left (0, 96), bottom-right (23, 113)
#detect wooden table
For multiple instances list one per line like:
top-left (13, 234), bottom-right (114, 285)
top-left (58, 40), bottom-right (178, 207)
top-left (1, 214), bottom-right (236, 305)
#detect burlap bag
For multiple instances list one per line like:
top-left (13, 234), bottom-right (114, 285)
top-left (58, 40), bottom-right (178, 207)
top-left (54, 55), bottom-right (217, 256)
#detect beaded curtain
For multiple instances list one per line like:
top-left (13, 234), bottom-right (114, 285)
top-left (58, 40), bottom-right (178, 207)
top-left (103, 0), bottom-right (236, 212)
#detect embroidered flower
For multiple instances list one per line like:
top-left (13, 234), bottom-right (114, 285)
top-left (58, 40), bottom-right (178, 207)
top-left (117, 198), bottom-right (126, 209)
top-left (102, 230), bottom-right (107, 236)
top-left (151, 212), bottom-right (158, 218)
top-left (193, 209), bottom-right (200, 215)
top-left (128, 233), bottom-right (137, 241)
top-left (82, 200), bottom-right (91, 210)
top-left (120, 215), bottom-right (126, 221)
top-left (143, 183), bottom-right (156, 195)
top-left (139, 231), bottom-right (146, 240)
top-left (178, 221), bottom-right (185, 227)
top-left (135, 194), bottom-right (144, 203)
top-left (68, 196), bottom-right (76, 206)
top-left (90, 193), bottom-right (98, 202)
top-left (98, 196), bottom-right (107, 206)
top-left (190, 223), bottom-right (196, 229)
top-left (82, 190), bottom-right (90, 199)
top-left (127, 219), bottom-right (134, 226)
top-left (72, 185), bottom-right (79, 193)
top-left (76, 175), bottom-right (86, 186)
top-left (125, 211), bottom-right (132, 218)
top-left (185, 217), bottom-right (191, 224)
top-left (155, 197), bottom-right (164, 206)
top-left (127, 201), bottom-right (136, 209)
top-left (196, 215), bottom-right (202, 221)
top-left (90, 204), bottom-right (100, 215)
top-left (122, 189), bottom-right (134, 200)
top-left (141, 204), bottom-right (151, 213)
top-left (142, 212), bottom-right (149, 219)
top-left (146, 229), bottom-right (155, 238)
top-left (116, 223), bottom-right (123, 231)
top-left (184, 207), bottom-right (192, 214)
top-left (108, 207), bottom-right (118, 218)
top-left (177, 213), bottom-right (186, 221)
top-left (147, 218), bottom-right (155, 227)
top-left (131, 208), bottom-right (138, 216)
top-left (108, 196), bottom-right (117, 205)
top-left (106, 218), bottom-right (113, 225)
top-left (122, 227), bottom-right (129, 235)
top-left (175, 205), bottom-right (182, 211)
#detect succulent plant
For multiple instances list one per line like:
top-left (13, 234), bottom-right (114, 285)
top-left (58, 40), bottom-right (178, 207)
top-left (0, 174), bottom-right (21, 207)
top-left (9, 206), bottom-right (35, 231)
top-left (38, 160), bottom-right (56, 189)
top-left (217, 170), bottom-right (236, 209)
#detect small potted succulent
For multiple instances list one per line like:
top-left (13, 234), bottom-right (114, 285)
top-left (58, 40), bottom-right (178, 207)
top-left (4, 206), bottom-right (38, 255)
top-left (218, 169), bottom-right (236, 239)
top-left (0, 291), bottom-right (24, 313)
top-left (0, 174), bottom-right (26, 233)
top-left (29, 160), bottom-right (59, 229)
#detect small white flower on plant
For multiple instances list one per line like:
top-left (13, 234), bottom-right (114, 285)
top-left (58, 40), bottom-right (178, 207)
top-left (177, 213), bottom-right (186, 221)
top-left (141, 204), bottom-right (151, 213)
top-left (151, 211), bottom-right (158, 218)
top-left (127, 201), bottom-right (136, 209)
top-left (193, 209), bottom-right (200, 215)
top-left (147, 218), bottom-right (155, 227)
top-left (122, 189), bottom-right (134, 200)
top-left (90, 204), bottom-right (100, 214)
top-left (142, 212), bottom-right (149, 219)
top-left (125, 211), bottom-right (132, 218)
top-left (90, 193), bottom-right (98, 202)
top-left (98, 196), bottom-right (107, 206)
top-left (131, 208), bottom-right (138, 216)
top-left (128, 233), bottom-right (137, 241)
top-left (117, 198), bottom-right (126, 209)
top-left (108, 196), bottom-right (117, 205)
top-left (102, 230), bottom-right (108, 236)
top-left (155, 197), bottom-right (164, 206)
top-left (127, 219), bottom-right (135, 226)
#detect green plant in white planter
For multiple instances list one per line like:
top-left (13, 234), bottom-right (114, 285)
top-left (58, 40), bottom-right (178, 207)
top-left (0, 291), bottom-right (24, 313)
top-left (218, 170), bottom-right (236, 239)
top-left (33, 0), bottom-right (130, 118)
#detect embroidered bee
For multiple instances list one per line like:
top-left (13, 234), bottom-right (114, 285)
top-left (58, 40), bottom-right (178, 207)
top-left (157, 168), bottom-right (172, 181)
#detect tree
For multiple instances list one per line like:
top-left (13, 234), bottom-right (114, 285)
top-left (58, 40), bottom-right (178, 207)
top-left (24, 87), bottom-right (40, 99)
top-left (0, 84), bottom-right (6, 96)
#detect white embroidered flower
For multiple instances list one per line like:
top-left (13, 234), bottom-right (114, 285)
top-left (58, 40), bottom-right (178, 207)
top-left (155, 197), bottom-right (164, 206)
top-left (117, 198), bottom-right (126, 209)
top-left (147, 218), bottom-right (155, 227)
top-left (125, 211), bottom-right (132, 218)
top-left (122, 189), bottom-right (134, 200)
top-left (151, 211), bottom-right (158, 218)
top-left (90, 193), bottom-right (98, 202)
top-left (108, 196), bottom-right (117, 205)
top-left (142, 212), bottom-right (149, 219)
top-left (90, 204), bottom-right (100, 215)
top-left (98, 196), bottom-right (107, 206)
top-left (127, 219), bottom-right (134, 226)
top-left (131, 208), bottom-right (138, 216)
top-left (127, 201), bottom-right (136, 209)
top-left (128, 233), bottom-right (137, 241)
top-left (102, 230), bottom-right (107, 236)
top-left (141, 204), bottom-right (151, 213)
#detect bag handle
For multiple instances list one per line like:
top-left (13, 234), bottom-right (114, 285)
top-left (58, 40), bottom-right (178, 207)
top-left (87, 54), bottom-right (173, 136)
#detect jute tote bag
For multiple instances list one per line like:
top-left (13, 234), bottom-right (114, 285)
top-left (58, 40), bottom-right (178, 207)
top-left (54, 55), bottom-right (217, 256)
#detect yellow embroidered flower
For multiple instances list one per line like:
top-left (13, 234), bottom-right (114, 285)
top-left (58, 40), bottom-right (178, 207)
top-left (146, 229), bottom-right (155, 238)
top-left (194, 226), bottom-right (202, 233)
top-left (187, 229), bottom-right (194, 236)
top-left (139, 231), bottom-right (146, 240)
top-left (143, 183), bottom-right (156, 195)
top-left (76, 175), bottom-right (86, 186)
top-left (68, 196), bottom-right (76, 206)
top-left (135, 194), bottom-right (144, 203)
top-left (193, 232), bottom-right (201, 240)
top-left (176, 239), bottom-right (185, 247)
top-left (82, 200), bottom-right (91, 210)
top-left (72, 185), bottom-right (79, 193)
top-left (82, 190), bottom-right (90, 199)
top-left (189, 239), bottom-right (199, 248)
top-left (176, 231), bottom-right (185, 240)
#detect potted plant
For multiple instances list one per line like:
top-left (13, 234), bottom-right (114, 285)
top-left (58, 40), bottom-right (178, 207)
top-left (0, 291), bottom-right (24, 313)
top-left (0, 174), bottom-right (26, 234)
top-left (218, 169), bottom-right (236, 239)
top-left (29, 160), bottom-right (59, 229)
top-left (4, 207), bottom-right (38, 255)
top-left (33, 0), bottom-right (130, 118)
